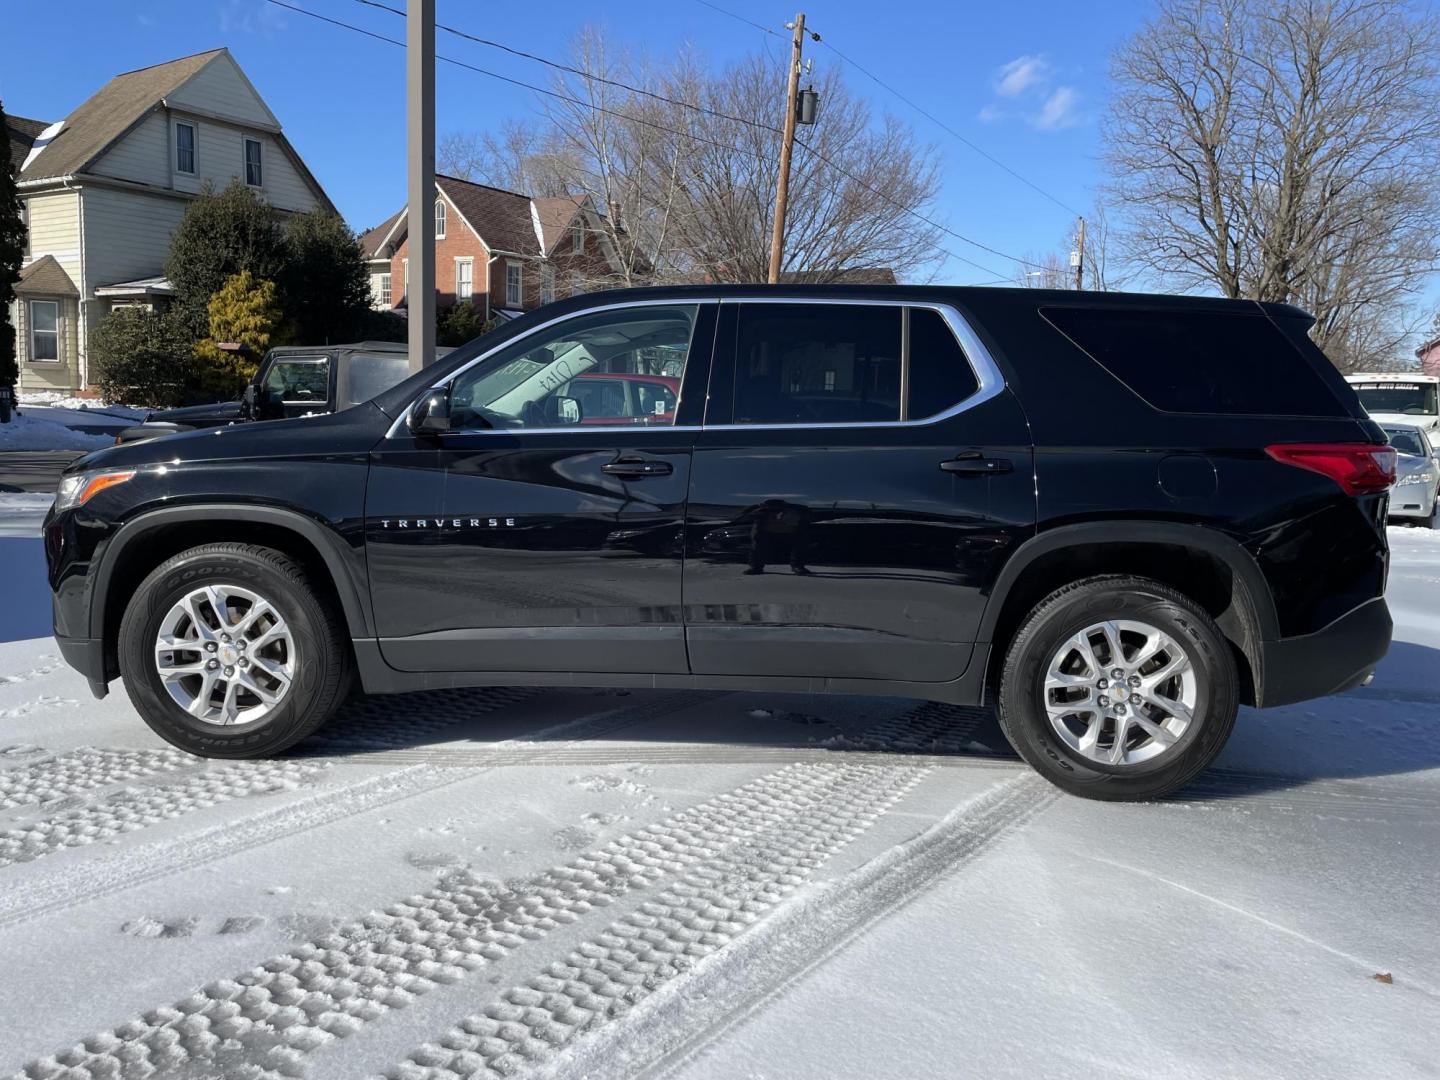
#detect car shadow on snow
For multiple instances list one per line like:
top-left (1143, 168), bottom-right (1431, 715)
top-left (299, 640), bottom-right (1440, 800)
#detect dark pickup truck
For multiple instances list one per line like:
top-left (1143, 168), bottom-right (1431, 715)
top-left (118, 341), bottom-right (451, 442)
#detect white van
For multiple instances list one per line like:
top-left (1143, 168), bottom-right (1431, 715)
top-left (1346, 373), bottom-right (1440, 438)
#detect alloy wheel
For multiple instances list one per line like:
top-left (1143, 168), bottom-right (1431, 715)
top-left (1042, 619), bottom-right (1198, 767)
top-left (153, 584), bottom-right (295, 725)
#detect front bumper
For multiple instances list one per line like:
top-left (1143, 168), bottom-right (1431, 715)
top-left (1259, 596), bottom-right (1392, 708)
top-left (1388, 486), bottom-right (1436, 519)
top-left (55, 634), bottom-right (109, 699)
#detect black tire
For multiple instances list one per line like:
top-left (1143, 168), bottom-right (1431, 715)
top-left (997, 574), bottom-right (1238, 801)
top-left (118, 543), bottom-right (352, 758)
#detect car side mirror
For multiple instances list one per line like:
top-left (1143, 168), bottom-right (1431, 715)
top-left (408, 390), bottom-right (452, 437)
top-left (543, 394), bottom-right (582, 425)
top-left (241, 384), bottom-right (258, 416)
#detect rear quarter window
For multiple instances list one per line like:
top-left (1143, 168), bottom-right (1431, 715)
top-left (1041, 306), bottom-right (1348, 417)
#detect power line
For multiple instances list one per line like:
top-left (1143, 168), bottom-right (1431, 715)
top-left (691, 0), bottom-right (786, 38)
top-left (689, 0), bottom-right (1082, 219)
top-left (811, 35), bottom-right (1083, 218)
top-left (352, 0), bottom-right (785, 136)
top-left (262, 0), bottom-right (1015, 278)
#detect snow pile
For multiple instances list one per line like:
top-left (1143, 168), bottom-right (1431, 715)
top-left (19, 392), bottom-right (147, 418)
top-left (0, 414), bottom-right (113, 452)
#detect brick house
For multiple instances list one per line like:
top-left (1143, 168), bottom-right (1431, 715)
top-left (1417, 334), bottom-right (1440, 378)
top-left (359, 178), bottom-right (630, 320)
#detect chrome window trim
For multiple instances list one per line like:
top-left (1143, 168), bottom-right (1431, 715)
top-left (384, 294), bottom-right (1006, 439)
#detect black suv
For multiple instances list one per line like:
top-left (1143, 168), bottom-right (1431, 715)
top-left (43, 286), bottom-right (1395, 800)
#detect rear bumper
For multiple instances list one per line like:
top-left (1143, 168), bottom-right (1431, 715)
top-left (55, 634), bottom-right (109, 699)
top-left (1259, 597), bottom-right (1392, 708)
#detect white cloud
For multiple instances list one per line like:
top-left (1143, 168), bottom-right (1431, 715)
top-left (218, 0), bottom-right (287, 35)
top-left (1034, 86), bottom-right (1081, 130)
top-left (995, 55), bottom-right (1049, 98)
top-left (978, 104), bottom-right (1006, 125)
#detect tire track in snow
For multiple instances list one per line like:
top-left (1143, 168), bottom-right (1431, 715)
top-left (0, 759), bottom-right (324, 869)
top-left (309, 687), bottom-right (545, 751)
top-left (380, 763), bottom-right (927, 1080)
top-left (0, 692), bottom-right (713, 931)
top-left (534, 774), bottom-right (1056, 1080)
top-left (0, 747), bottom-right (195, 811)
top-left (11, 761), bottom-right (913, 1080)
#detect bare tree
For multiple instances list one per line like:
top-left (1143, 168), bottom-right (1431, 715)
top-left (438, 30), bottom-right (945, 287)
top-left (1104, 0), bottom-right (1440, 370)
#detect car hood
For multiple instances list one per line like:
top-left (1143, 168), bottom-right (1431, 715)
top-left (1368, 411), bottom-right (1439, 433)
top-left (1395, 452), bottom-right (1437, 480)
top-left (63, 402), bottom-right (390, 475)
top-left (145, 399), bottom-right (244, 425)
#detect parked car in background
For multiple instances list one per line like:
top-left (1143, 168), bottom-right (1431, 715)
top-left (562, 372), bottom-right (681, 425)
top-left (116, 342), bottom-right (452, 444)
top-left (1347, 373), bottom-right (1440, 439)
top-left (1383, 423), bottom-right (1438, 526)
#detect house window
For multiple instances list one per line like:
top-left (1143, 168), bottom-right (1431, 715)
top-left (568, 270), bottom-right (584, 297)
top-left (505, 262), bottom-right (523, 307)
top-left (403, 259), bottom-right (409, 297)
top-left (571, 224), bottom-right (584, 254)
top-left (29, 300), bottom-right (59, 363)
top-left (379, 273), bottom-right (392, 307)
top-left (435, 199), bottom-right (447, 239)
top-left (456, 257), bottom-right (473, 300)
top-left (244, 138), bottom-right (263, 186)
top-left (175, 122), bottom-right (196, 174)
top-left (540, 265), bottom-right (555, 304)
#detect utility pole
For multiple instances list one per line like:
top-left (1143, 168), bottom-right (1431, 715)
top-left (767, 12), bottom-right (806, 285)
top-left (1073, 216), bottom-right (1086, 291)
top-left (407, 0), bottom-right (436, 370)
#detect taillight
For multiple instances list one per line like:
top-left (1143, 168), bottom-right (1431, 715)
top-left (1265, 443), bottom-right (1396, 495)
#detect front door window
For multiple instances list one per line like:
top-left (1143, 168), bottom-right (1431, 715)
top-left (448, 305), bottom-right (698, 430)
top-left (262, 356), bottom-right (330, 405)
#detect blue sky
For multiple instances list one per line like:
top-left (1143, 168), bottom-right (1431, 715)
top-left (2, 0), bottom-right (1150, 284)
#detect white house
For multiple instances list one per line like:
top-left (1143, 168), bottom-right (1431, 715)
top-left (7, 48), bottom-right (333, 394)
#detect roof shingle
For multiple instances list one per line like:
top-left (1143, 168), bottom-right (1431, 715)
top-left (6, 114), bottom-right (49, 174)
top-left (16, 255), bottom-right (80, 296)
top-left (19, 49), bottom-right (225, 181)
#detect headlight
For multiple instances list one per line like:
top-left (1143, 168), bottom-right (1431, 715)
top-left (1395, 472), bottom-right (1434, 487)
top-left (54, 469), bottom-right (136, 512)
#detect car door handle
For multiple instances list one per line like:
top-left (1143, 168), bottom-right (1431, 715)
top-left (602, 458), bottom-right (673, 478)
top-left (940, 453), bottom-right (1013, 475)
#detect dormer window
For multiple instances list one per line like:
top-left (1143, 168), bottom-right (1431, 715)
top-left (571, 223), bottom-right (583, 254)
top-left (175, 122), bottom-right (196, 174)
top-left (435, 199), bottom-right (446, 239)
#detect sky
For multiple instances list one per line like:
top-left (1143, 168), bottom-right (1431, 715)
top-left (4, 0), bottom-right (1148, 285)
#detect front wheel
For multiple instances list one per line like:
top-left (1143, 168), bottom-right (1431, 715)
top-left (118, 543), bottom-right (352, 758)
top-left (997, 575), bottom-right (1239, 801)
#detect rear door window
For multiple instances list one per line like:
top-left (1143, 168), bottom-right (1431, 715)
top-left (727, 303), bottom-right (983, 426)
top-left (734, 304), bottom-right (902, 425)
top-left (1041, 307), bottom-right (1347, 417)
top-left (345, 352), bottom-right (412, 407)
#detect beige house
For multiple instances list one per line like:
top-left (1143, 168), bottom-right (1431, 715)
top-left (7, 48), bottom-right (332, 394)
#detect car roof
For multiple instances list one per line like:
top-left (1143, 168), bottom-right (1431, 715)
top-left (1348, 373), bottom-right (1440, 383)
top-left (524, 282), bottom-right (1311, 321)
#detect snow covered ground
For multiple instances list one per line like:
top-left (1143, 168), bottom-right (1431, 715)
top-left (0, 412), bottom-right (114, 452)
top-left (0, 520), bottom-right (1435, 1079)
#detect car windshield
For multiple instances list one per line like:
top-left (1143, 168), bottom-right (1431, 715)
top-left (1386, 429), bottom-right (1428, 457)
top-left (1353, 382), bottom-right (1439, 417)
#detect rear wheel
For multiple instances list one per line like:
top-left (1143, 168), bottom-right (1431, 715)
top-left (118, 543), bottom-right (351, 758)
top-left (998, 575), bottom-right (1238, 801)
